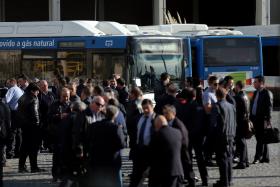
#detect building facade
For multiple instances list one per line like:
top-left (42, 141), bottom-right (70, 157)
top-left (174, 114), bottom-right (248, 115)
top-left (0, 0), bottom-right (279, 26)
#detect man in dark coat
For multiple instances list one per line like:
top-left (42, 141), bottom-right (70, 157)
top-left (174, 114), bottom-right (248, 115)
top-left (154, 83), bottom-right (177, 114)
top-left (116, 78), bottom-right (129, 107)
top-left (250, 76), bottom-right (273, 164)
top-left (175, 88), bottom-right (208, 186)
top-left (163, 105), bottom-right (196, 187)
top-left (38, 80), bottom-right (55, 151)
top-left (154, 72), bottom-right (170, 103)
top-left (48, 87), bottom-right (71, 181)
top-left (212, 88), bottom-right (236, 187)
top-left (233, 81), bottom-right (250, 169)
top-left (87, 105), bottom-right (126, 187)
top-left (0, 99), bottom-right (11, 187)
top-left (149, 115), bottom-right (184, 187)
top-left (17, 83), bottom-right (44, 173)
top-left (126, 87), bottom-right (143, 154)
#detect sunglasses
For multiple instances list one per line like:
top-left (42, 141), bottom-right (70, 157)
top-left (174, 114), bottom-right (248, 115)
top-left (95, 102), bottom-right (104, 107)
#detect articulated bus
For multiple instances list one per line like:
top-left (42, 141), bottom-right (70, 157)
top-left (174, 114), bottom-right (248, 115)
top-left (0, 21), bottom-right (185, 101)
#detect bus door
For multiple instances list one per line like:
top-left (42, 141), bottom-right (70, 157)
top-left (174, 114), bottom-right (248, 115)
top-left (184, 38), bottom-right (192, 78)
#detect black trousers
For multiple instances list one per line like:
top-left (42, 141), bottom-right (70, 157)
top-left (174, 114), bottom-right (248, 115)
top-left (189, 137), bottom-right (208, 183)
top-left (129, 146), bottom-right (150, 187)
top-left (52, 144), bottom-right (63, 179)
top-left (6, 111), bottom-right (22, 158)
top-left (19, 127), bottom-right (41, 170)
top-left (254, 131), bottom-right (269, 161)
top-left (215, 140), bottom-right (233, 187)
top-left (181, 148), bottom-right (195, 187)
top-left (235, 136), bottom-right (248, 166)
top-left (0, 144), bottom-right (5, 187)
top-left (251, 117), bottom-right (269, 161)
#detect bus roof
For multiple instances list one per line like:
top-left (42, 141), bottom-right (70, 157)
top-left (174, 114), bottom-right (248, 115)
top-left (137, 24), bottom-right (243, 36)
top-left (233, 24), bottom-right (280, 37)
top-left (0, 21), bottom-right (133, 37)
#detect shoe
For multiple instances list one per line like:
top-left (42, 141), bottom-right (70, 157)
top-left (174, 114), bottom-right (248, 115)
top-left (233, 164), bottom-right (246, 169)
top-left (252, 159), bottom-right (260, 164)
top-left (260, 159), bottom-right (270, 163)
top-left (18, 167), bottom-right (29, 173)
top-left (246, 163), bottom-right (250, 167)
top-left (233, 157), bottom-right (240, 163)
top-left (31, 167), bottom-right (46, 173)
top-left (195, 176), bottom-right (201, 182)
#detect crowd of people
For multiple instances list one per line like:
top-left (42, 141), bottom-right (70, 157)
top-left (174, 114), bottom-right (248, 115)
top-left (0, 71), bottom-right (273, 187)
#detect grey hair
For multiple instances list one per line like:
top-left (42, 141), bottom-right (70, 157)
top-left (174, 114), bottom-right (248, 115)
top-left (163, 104), bottom-right (176, 114)
top-left (105, 105), bottom-right (119, 120)
top-left (71, 101), bottom-right (87, 112)
top-left (91, 95), bottom-right (105, 104)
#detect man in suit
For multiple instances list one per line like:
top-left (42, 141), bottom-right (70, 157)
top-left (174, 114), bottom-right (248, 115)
top-left (129, 99), bottom-right (156, 187)
top-left (176, 88), bottom-right (208, 186)
top-left (87, 105), bottom-right (126, 187)
top-left (149, 115), bottom-right (184, 187)
top-left (163, 105), bottom-right (196, 187)
top-left (250, 76), bottom-right (273, 164)
top-left (212, 88), bottom-right (236, 187)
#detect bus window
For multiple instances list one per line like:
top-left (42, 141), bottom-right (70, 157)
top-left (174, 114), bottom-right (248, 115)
top-left (204, 38), bottom-right (260, 67)
top-left (57, 51), bottom-right (86, 78)
top-left (0, 50), bottom-right (21, 85)
top-left (21, 50), bottom-right (56, 81)
top-left (92, 54), bottom-right (126, 83)
top-left (21, 59), bottom-right (55, 81)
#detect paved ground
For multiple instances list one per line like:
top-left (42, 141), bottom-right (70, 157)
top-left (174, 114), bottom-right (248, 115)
top-left (3, 111), bottom-right (280, 187)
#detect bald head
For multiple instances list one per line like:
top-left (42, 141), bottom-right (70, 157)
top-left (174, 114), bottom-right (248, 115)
top-left (154, 115), bottom-right (168, 131)
top-left (39, 80), bottom-right (48, 93)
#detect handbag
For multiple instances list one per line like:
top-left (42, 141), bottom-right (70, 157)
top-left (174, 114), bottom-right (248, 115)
top-left (263, 124), bottom-right (280, 144)
top-left (243, 119), bottom-right (255, 139)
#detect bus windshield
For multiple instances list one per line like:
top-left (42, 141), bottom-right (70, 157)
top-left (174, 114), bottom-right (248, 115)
top-left (204, 38), bottom-right (260, 67)
top-left (132, 38), bottom-right (184, 91)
